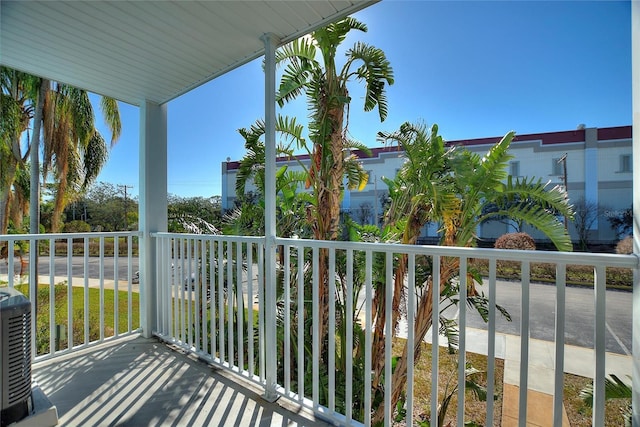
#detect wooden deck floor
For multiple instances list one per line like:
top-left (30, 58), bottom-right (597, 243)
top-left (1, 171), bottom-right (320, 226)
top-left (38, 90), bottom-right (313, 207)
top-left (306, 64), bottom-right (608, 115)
top-left (32, 335), bottom-right (329, 427)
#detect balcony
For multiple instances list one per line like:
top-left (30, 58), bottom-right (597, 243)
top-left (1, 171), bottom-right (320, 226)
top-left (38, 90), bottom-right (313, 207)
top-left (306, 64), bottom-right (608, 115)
top-left (1, 231), bottom-right (637, 426)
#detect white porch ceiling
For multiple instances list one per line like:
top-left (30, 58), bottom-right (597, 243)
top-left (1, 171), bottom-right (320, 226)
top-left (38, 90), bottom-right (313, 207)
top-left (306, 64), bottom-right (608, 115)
top-left (0, 0), bottom-right (376, 106)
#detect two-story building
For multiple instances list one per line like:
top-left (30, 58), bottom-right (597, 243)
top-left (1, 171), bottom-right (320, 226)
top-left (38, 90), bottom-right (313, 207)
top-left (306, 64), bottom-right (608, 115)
top-left (222, 125), bottom-right (632, 244)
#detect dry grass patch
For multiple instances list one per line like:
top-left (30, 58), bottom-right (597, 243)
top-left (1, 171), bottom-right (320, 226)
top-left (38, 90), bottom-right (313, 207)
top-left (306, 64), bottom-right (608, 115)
top-left (564, 373), bottom-right (631, 427)
top-left (392, 338), bottom-right (503, 426)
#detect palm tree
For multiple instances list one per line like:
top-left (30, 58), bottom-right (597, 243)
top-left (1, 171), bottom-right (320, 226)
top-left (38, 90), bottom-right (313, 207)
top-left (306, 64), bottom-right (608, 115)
top-left (371, 122), bottom-right (574, 424)
top-left (0, 67), bottom-right (39, 234)
top-left (275, 17), bottom-right (393, 354)
top-left (42, 83), bottom-right (121, 231)
top-left (1, 68), bottom-right (121, 233)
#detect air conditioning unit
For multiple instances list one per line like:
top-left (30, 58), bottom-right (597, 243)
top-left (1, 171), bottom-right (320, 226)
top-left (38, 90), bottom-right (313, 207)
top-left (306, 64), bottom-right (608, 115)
top-left (0, 288), bottom-right (32, 427)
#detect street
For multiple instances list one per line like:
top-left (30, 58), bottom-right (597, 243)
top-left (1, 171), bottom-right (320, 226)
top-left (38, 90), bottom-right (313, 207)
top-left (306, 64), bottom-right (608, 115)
top-left (465, 279), bottom-right (632, 355)
top-left (1, 257), bottom-right (632, 354)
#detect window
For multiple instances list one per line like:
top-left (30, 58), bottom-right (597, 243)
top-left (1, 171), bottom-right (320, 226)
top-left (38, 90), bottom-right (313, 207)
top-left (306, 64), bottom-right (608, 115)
top-left (552, 158), bottom-right (563, 176)
top-left (620, 154), bottom-right (632, 173)
top-left (509, 161), bottom-right (520, 177)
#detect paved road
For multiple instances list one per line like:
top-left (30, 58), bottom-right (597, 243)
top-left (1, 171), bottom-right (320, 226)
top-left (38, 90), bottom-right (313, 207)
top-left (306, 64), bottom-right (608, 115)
top-left (0, 255), bottom-right (140, 281)
top-left (464, 280), bottom-right (632, 355)
top-left (2, 257), bottom-right (632, 354)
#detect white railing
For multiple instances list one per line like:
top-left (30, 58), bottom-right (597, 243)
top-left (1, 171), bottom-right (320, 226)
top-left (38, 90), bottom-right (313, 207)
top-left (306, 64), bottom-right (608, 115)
top-left (0, 232), bottom-right (141, 362)
top-left (153, 232), bottom-right (638, 427)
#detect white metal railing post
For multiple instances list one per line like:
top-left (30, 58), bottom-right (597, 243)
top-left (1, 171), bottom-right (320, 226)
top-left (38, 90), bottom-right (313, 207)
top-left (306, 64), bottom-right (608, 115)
top-left (631, 1), bottom-right (639, 425)
top-left (631, 1), bottom-right (640, 427)
top-left (262, 31), bottom-right (279, 402)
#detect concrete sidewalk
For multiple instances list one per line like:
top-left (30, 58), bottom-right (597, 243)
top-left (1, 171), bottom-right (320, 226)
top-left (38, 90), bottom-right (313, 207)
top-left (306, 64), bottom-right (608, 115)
top-left (426, 328), bottom-right (632, 426)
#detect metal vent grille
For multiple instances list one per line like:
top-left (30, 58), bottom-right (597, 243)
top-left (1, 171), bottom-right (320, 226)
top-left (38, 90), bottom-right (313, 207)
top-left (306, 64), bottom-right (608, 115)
top-left (6, 310), bottom-right (31, 406)
top-left (1, 287), bottom-right (32, 424)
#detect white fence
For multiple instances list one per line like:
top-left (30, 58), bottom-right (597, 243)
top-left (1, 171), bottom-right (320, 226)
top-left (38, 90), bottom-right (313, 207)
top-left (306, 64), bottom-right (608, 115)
top-left (1, 232), bottom-right (141, 361)
top-left (152, 232), bottom-right (638, 426)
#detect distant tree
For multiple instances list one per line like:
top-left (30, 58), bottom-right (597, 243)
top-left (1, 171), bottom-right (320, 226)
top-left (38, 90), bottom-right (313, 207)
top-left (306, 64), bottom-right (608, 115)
top-left (607, 204), bottom-right (632, 238)
top-left (356, 202), bottom-right (373, 224)
top-left (168, 194), bottom-right (222, 234)
top-left (573, 197), bottom-right (602, 250)
top-left (76, 182), bottom-right (135, 231)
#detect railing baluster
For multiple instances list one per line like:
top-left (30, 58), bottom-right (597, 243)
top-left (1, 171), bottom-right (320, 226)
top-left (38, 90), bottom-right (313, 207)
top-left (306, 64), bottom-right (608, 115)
top-left (180, 238), bottom-right (186, 345)
top-left (457, 256), bottom-right (467, 427)
top-left (173, 238), bottom-right (179, 341)
top-left (67, 237), bottom-right (73, 349)
top-left (246, 241), bottom-right (253, 375)
top-left (115, 236), bottom-right (119, 338)
top-left (519, 261), bottom-right (531, 426)
top-left (407, 252), bottom-right (416, 427)
top-left (258, 242), bottom-right (265, 381)
top-left (297, 245), bottom-right (305, 402)
top-left (431, 255), bottom-right (441, 427)
top-left (284, 244), bottom-right (291, 393)
top-left (384, 250), bottom-right (393, 426)
top-left (328, 248), bottom-right (336, 414)
top-left (128, 235), bottom-right (133, 333)
top-left (227, 240), bottom-right (234, 365)
top-left (486, 258), bottom-right (496, 426)
top-left (236, 241), bottom-right (244, 370)
top-left (364, 249), bottom-right (373, 427)
top-left (194, 238), bottom-right (200, 351)
top-left (187, 238), bottom-right (193, 348)
top-left (553, 263), bottom-right (566, 427)
top-left (593, 265), bottom-right (606, 426)
top-left (210, 239), bottom-right (217, 359)
top-left (312, 246), bottom-right (319, 409)
top-left (345, 248), bottom-right (354, 424)
top-left (99, 236), bottom-right (105, 342)
top-left (7, 239), bottom-right (14, 288)
top-left (218, 239), bottom-right (225, 365)
top-left (84, 237), bottom-right (90, 346)
top-left (201, 239), bottom-right (208, 356)
top-left (49, 239), bottom-right (55, 355)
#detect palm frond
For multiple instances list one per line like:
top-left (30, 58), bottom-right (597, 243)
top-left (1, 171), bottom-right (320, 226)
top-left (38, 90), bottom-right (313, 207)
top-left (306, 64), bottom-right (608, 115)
top-left (343, 42), bottom-right (394, 121)
top-left (580, 374), bottom-right (632, 407)
top-left (100, 97), bottom-right (121, 145)
top-left (275, 38), bottom-right (317, 106)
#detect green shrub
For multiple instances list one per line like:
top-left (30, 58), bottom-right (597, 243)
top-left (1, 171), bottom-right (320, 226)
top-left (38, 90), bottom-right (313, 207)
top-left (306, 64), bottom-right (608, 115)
top-left (63, 220), bottom-right (91, 233)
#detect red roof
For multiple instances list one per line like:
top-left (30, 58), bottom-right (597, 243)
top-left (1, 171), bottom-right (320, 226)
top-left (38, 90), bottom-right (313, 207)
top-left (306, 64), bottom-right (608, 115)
top-left (225, 125), bottom-right (632, 170)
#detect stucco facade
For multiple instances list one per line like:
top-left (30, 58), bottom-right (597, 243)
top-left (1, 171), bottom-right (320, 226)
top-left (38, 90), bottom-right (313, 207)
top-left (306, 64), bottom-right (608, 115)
top-left (222, 125), bottom-right (632, 244)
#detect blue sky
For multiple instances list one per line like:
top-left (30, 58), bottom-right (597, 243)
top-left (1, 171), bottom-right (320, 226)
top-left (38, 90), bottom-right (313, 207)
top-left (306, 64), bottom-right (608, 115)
top-left (92, 0), bottom-right (632, 199)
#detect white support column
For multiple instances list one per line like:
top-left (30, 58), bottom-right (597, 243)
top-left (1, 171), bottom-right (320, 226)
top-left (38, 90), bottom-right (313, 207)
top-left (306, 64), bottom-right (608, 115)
top-left (139, 100), bottom-right (168, 338)
top-left (262, 32), bottom-right (279, 401)
top-left (631, 1), bottom-right (639, 425)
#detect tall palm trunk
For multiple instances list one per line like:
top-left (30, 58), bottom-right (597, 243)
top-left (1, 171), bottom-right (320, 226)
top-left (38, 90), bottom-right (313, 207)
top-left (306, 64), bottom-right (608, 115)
top-left (371, 218), bottom-right (421, 384)
top-left (313, 103), bottom-right (345, 358)
top-left (0, 160), bottom-right (18, 233)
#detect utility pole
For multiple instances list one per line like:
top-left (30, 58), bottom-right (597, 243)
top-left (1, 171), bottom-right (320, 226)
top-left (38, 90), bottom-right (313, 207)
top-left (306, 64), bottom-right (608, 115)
top-left (118, 185), bottom-right (134, 230)
top-left (557, 153), bottom-right (568, 229)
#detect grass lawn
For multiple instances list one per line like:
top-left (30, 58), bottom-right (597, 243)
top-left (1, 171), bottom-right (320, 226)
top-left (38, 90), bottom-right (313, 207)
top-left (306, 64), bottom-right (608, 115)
top-left (11, 283), bottom-right (140, 355)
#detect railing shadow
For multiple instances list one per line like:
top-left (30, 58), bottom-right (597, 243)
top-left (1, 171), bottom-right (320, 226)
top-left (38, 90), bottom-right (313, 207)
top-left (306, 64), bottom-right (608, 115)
top-left (32, 335), bottom-right (328, 426)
